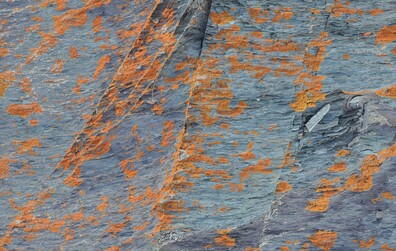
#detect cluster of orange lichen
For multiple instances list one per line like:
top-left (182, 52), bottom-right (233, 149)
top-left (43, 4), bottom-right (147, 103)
top-left (290, 32), bottom-right (331, 112)
top-left (307, 142), bottom-right (396, 212)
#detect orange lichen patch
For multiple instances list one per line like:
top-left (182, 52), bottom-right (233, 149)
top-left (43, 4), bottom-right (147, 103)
top-left (329, 0), bottom-right (363, 17)
top-left (210, 11), bottom-right (234, 26)
top-left (0, 48), bottom-right (9, 58)
top-left (353, 236), bottom-right (375, 248)
top-left (175, 61), bottom-right (189, 71)
top-left (19, 78), bottom-right (32, 93)
top-left (6, 102), bottom-right (43, 118)
top-left (31, 16), bottom-right (43, 22)
top-left (239, 158), bottom-right (272, 183)
top-left (278, 142), bottom-right (295, 168)
top-left (381, 244), bottom-right (396, 251)
top-left (40, 0), bottom-right (67, 11)
top-left (251, 31), bottom-right (263, 38)
top-left (63, 167), bottom-right (84, 187)
top-left (115, 101), bottom-right (128, 116)
top-left (308, 231), bottom-right (337, 251)
top-left (342, 54), bottom-right (350, 59)
top-left (0, 71), bottom-right (15, 97)
top-left (276, 181), bottom-right (292, 193)
top-left (336, 149), bottom-right (351, 157)
top-left (152, 104), bottom-right (164, 115)
top-left (381, 192), bottom-right (395, 200)
top-left (161, 121), bottom-right (175, 147)
top-left (13, 138), bottom-right (42, 155)
top-left (119, 159), bottom-right (137, 179)
top-left (92, 15), bottom-right (103, 33)
top-left (213, 184), bottom-right (225, 190)
top-left (103, 246), bottom-right (121, 251)
top-left (133, 221), bottom-right (149, 231)
top-left (392, 48), bottom-right (396, 55)
top-left (374, 84), bottom-right (396, 98)
top-left (93, 55), bottom-right (110, 79)
top-left (26, 32), bottom-right (58, 63)
top-left (306, 196), bottom-right (330, 212)
top-left (227, 55), bottom-right (271, 78)
top-left (272, 7), bottom-right (293, 22)
top-left (28, 119), bottom-right (38, 126)
top-left (369, 9), bottom-right (384, 16)
top-left (216, 100), bottom-right (248, 117)
top-left (215, 229), bottom-right (236, 247)
top-left (375, 26), bottom-right (396, 45)
top-left (0, 156), bottom-right (17, 179)
top-left (274, 59), bottom-right (302, 78)
top-left (248, 8), bottom-right (269, 24)
top-left (53, 0), bottom-right (110, 35)
top-left (51, 59), bottom-right (64, 73)
top-left (69, 46), bottom-right (80, 58)
top-left (106, 221), bottom-right (126, 237)
top-left (245, 247), bottom-right (260, 251)
top-left (97, 196), bottom-right (108, 213)
top-left (290, 32), bottom-right (330, 112)
top-left (77, 75), bottom-right (89, 85)
top-left (233, 142), bottom-right (256, 160)
top-left (280, 247), bottom-right (290, 251)
top-left (309, 143), bottom-right (396, 212)
top-left (328, 162), bottom-right (347, 173)
top-left (290, 73), bottom-right (326, 112)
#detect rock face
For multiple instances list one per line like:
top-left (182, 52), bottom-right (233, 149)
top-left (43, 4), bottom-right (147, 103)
top-left (1, 0), bottom-right (395, 250)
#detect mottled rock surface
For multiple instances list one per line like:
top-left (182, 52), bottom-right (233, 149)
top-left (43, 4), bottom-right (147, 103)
top-left (1, 0), bottom-right (396, 250)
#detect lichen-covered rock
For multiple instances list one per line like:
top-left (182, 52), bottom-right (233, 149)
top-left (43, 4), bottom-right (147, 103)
top-left (0, 0), bottom-right (395, 250)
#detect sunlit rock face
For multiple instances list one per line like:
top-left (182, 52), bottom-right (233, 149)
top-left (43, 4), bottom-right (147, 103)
top-left (1, 0), bottom-right (395, 250)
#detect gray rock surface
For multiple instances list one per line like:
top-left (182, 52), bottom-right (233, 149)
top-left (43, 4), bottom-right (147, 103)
top-left (1, 0), bottom-right (395, 250)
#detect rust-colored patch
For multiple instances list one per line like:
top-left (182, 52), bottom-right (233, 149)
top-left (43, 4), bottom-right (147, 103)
top-left (276, 181), bottom-right (292, 193)
top-left (161, 121), bottom-right (175, 147)
top-left (381, 244), bottom-right (396, 251)
top-left (53, 0), bottom-right (111, 35)
top-left (353, 236), bottom-right (375, 248)
top-left (308, 230), bottom-right (337, 251)
top-left (248, 8), bottom-right (269, 24)
top-left (0, 48), bottom-right (9, 58)
top-left (51, 59), bottom-right (64, 73)
top-left (19, 78), bottom-right (32, 93)
top-left (272, 7), bottom-right (293, 22)
top-left (13, 138), bottom-right (42, 155)
top-left (369, 9), bottom-right (384, 16)
top-left (119, 159), bottom-right (138, 179)
top-left (0, 71), bottom-right (15, 98)
top-left (93, 55), bottom-right (110, 79)
top-left (97, 196), bottom-right (108, 213)
top-left (210, 11), bottom-right (234, 26)
top-left (328, 162), bottom-right (347, 173)
top-left (233, 142), bottom-right (256, 161)
top-left (29, 119), bottom-right (39, 126)
top-left (306, 196), bottom-right (329, 212)
top-left (6, 103), bottom-right (43, 118)
top-left (103, 247), bottom-right (121, 251)
top-left (336, 149), bottom-right (351, 157)
top-left (381, 192), bottom-right (395, 200)
top-left (40, 0), bottom-right (67, 11)
top-left (239, 158), bottom-right (272, 183)
top-left (69, 46), bottom-right (80, 58)
top-left (374, 84), bottom-right (396, 99)
top-left (92, 15), bottom-right (103, 33)
top-left (0, 156), bottom-right (17, 179)
top-left (64, 167), bottom-right (83, 187)
top-left (215, 229), bottom-right (236, 247)
top-left (375, 25), bottom-right (396, 45)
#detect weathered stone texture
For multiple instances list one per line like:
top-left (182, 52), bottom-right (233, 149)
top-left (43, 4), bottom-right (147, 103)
top-left (1, 0), bottom-right (395, 250)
